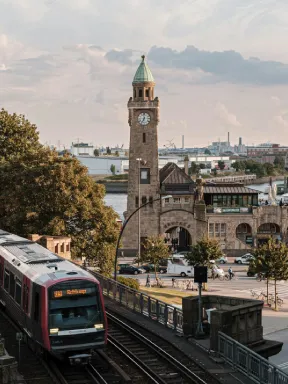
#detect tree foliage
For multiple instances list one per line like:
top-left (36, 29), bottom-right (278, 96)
top-left (189, 162), bottom-right (200, 175)
top-left (185, 237), bottom-right (223, 267)
top-left (110, 164), bottom-right (116, 175)
top-left (204, 149), bottom-right (211, 155)
top-left (0, 108), bottom-right (42, 162)
top-left (251, 238), bottom-right (288, 310)
top-left (0, 111), bottom-right (119, 276)
top-left (135, 235), bottom-right (170, 276)
top-left (231, 159), bottom-right (284, 177)
top-left (218, 160), bottom-right (225, 170)
top-left (94, 148), bottom-right (100, 156)
top-left (106, 146), bottom-right (111, 155)
top-left (274, 156), bottom-right (285, 170)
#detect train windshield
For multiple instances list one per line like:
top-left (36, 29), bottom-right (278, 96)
top-left (49, 281), bottom-right (104, 330)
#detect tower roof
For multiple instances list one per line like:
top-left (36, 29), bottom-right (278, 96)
top-left (133, 55), bottom-right (154, 84)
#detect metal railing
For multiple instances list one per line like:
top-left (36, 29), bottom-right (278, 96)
top-left (92, 272), bottom-right (184, 333)
top-left (218, 332), bottom-right (288, 384)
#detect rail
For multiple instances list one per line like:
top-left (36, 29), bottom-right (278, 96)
top-left (92, 271), bottom-right (184, 333)
top-left (218, 332), bottom-right (288, 384)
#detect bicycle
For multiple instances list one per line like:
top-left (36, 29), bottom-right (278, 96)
top-left (250, 289), bottom-right (259, 298)
top-left (256, 272), bottom-right (266, 282)
top-left (224, 273), bottom-right (237, 281)
top-left (268, 295), bottom-right (284, 308)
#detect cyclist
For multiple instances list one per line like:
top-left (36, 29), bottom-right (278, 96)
top-left (228, 267), bottom-right (234, 280)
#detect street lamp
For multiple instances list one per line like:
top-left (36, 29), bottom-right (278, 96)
top-left (136, 158), bottom-right (142, 260)
top-left (114, 194), bottom-right (172, 280)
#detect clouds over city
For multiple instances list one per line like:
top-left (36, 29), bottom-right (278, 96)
top-left (1, 0), bottom-right (288, 147)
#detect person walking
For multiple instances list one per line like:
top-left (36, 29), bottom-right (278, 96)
top-left (146, 274), bottom-right (151, 287)
top-left (172, 277), bottom-right (175, 288)
top-left (228, 267), bottom-right (233, 280)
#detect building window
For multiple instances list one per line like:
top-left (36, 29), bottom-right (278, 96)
top-left (145, 89), bottom-right (149, 97)
top-left (149, 196), bottom-right (153, 205)
top-left (209, 223), bottom-right (226, 238)
top-left (142, 196), bottom-right (147, 205)
top-left (139, 89), bottom-right (143, 98)
top-left (134, 89), bottom-right (136, 98)
top-left (184, 197), bottom-right (190, 203)
top-left (140, 168), bottom-right (150, 184)
top-left (143, 132), bottom-right (146, 143)
top-left (173, 197), bottom-right (181, 204)
top-left (66, 244), bottom-right (70, 252)
top-left (55, 244), bottom-right (59, 253)
top-left (165, 198), bottom-right (170, 203)
top-left (60, 243), bottom-right (64, 253)
top-left (135, 196), bottom-right (139, 208)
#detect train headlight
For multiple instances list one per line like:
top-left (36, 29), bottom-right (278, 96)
top-left (94, 324), bottom-right (104, 329)
top-left (50, 328), bottom-right (59, 334)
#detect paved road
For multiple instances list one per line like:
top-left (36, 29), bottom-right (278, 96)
top-left (266, 329), bottom-right (288, 371)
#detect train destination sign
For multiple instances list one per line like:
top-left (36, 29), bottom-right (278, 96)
top-left (53, 287), bottom-right (95, 298)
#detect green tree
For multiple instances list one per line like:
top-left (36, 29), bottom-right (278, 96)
top-left (218, 160), bottom-right (225, 170)
top-left (189, 162), bottom-right (200, 175)
top-left (94, 148), bottom-right (100, 156)
top-left (0, 108), bottom-right (42, 161)
top-left (212, 168), bottom-right (217, 176)
top-left (251, 238), bottom-right (288, 310)
top-left (274, 156), bottom-right (285, 170)
top-left (135, 235), bottom-right (170, 279)
top-left (110, 164), bottom-right (116, 175)
top-left (263, 162), bottom-right (275, 176)
top-left (115, 150), bottom-right (119, 157)
top-left (106, 147), bottom-right (111, 155)
top-left (204, 149), bottom-right (211, 155)
top-left (0, 148), bottom-right (119, 276)
top-left (199, 163), bottom-right (206, 169)
top-left (185, 237), bottom-right (223, 267)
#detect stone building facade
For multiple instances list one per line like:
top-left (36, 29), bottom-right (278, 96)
top-left (122, 57), bottom-right (288, 256)
top-left (27, 234), bottom-right (71, 259)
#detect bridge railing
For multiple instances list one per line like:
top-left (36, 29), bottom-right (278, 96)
top-left (218, 332), bottom-right (288, 384)
top-left (93, 271), bottom-right (184, 333)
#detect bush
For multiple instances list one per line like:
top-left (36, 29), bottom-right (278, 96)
top-left (117, 276), bottom-right (140, 290)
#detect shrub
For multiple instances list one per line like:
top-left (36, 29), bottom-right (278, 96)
top-left (117, 276), bottom-right (140, 290)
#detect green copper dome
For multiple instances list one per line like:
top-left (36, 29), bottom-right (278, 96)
top-left (133, 55), bottom-right (154, 83)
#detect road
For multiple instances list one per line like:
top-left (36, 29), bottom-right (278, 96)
top-left (266, 330), bottom-right (288, 371)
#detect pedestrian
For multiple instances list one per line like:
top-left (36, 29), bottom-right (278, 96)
top-left (172, 277), bottom-right (175, 288)
top-left (280, 199), bottom-right (283, 207)
top-left (228, 267), bottom-right (233, 280)
top-left (211, 266), bottom-right (216, 280)
top-left (146, 274), bottom-right (150, 287)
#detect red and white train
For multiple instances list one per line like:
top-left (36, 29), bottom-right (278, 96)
top-left (0, 230), bottom-right (107, 364)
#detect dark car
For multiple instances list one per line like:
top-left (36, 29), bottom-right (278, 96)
top-left (247, 264), bottom-right (256, 277)
top-left (141, 264), bottom-right (167, 274)
top-left (119, 265), bottom-right (145, 275)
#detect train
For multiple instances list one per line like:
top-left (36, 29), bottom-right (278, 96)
top-left (0, 229), bottom-right (107, 365)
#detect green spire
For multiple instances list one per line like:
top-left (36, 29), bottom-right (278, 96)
top-left (133, 55), bottom-right (154, 83)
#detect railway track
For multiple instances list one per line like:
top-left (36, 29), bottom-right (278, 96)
top-left (107, 311), bottom-right (221, 384)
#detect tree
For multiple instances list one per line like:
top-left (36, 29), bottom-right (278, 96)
top-left (0, 148), bottom-right (119, 276)
top-left (185, 237), bottom-right (223, 267)
top-left (218, 160), bottom-right (225, 170)
top-left (135, 235), bottom-right (170, 279)
top-left (199, 163), bottom-right (206, 169)
top-left (110, 164), bottom-right (116, 175)
top-left (251, 238), bottom-right (288, 310)
top-left (274, 156), bottom-right (285, 170)
top-left (204, 149), bottom-right (211, 155)
top-left (263, 162), bottom-right (275, 176)
top-left (94, 148), bottom-right (100, 156)
top-left (212, 168), bottom-right (217, 176)
top-left (115, 151), bottom-right (119, 157)
top-left (189, 162), bottom-right (200, 175)
top-left (106, 147), bottom-right (111, 155)
top-left (0, 108), bottom-right (42, 162)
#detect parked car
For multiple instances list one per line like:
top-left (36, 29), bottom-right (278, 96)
top-left (119, 265), bottom-right (145, 275)
top-left (215, 256), bottom-right (228, 264)
top-left (141, 264), bottom-right (167, 274)
top-left (234, 253), bottom-right (254, 264)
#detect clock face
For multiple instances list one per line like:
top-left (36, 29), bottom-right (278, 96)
top-left (138, 112), bottom-right (151, 126)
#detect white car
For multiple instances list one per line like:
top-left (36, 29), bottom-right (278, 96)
top-left (234, 253), bottom-right (254, 264)
top-left (215, 256), bottom-right (228, 264)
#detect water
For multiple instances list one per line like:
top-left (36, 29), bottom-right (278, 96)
top-left (104, 181), bottom-right (282, 217)
top-left (104, 194), bottom-right (127, 220)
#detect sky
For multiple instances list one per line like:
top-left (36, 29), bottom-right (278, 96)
top-left (1, 0), bottom-right (288, 149)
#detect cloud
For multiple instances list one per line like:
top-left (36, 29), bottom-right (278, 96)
top-left (146, 45), bottom-right (288, 85)
top-left (274, 114), bottom-right (288, 127)
top-left (214, 103), bottom-right (241, 127)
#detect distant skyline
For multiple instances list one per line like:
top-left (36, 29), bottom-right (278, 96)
top-left (1, 0), bottom-right (288, 148)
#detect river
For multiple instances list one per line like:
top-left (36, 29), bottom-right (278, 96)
top-left (104, 181), bottom-right (283, 219)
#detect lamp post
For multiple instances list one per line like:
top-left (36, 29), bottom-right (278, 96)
top-left (136, 158), bottom-right (142, 259)
top-left (114, 194), bottom-right (172, 281)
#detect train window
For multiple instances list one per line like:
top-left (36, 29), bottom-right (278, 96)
top-left (4, 270), bottom-right (9, 291)
top-left (0, 264), bottom-right (3, 285)
top-left (34, 292), bottom-right (40, 322)
top-left (15, 280), bottom-right (22, 305)
top-left (26, 288), bottom-right (29, 313)
top-left (9, 273), bottom-right (15, 298)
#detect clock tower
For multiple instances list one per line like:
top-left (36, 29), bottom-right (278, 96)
top-left (123, 55), bottom-right (160, 251)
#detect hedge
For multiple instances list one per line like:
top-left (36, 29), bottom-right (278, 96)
top-left (117, 276), bottom-right (140, 290)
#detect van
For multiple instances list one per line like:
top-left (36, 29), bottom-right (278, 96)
top-left (167, 260), bottom-right (194, 277)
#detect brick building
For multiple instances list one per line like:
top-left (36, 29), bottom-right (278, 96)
top-left (27, 234), bottom-right (71, 260)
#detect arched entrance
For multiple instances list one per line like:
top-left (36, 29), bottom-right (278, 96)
top-left (236, 223), bottom-right (253, 246)
top-left (165, 226), bottom-right (192, 252)
top-left (257, 223), bottom-right (281, 245)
